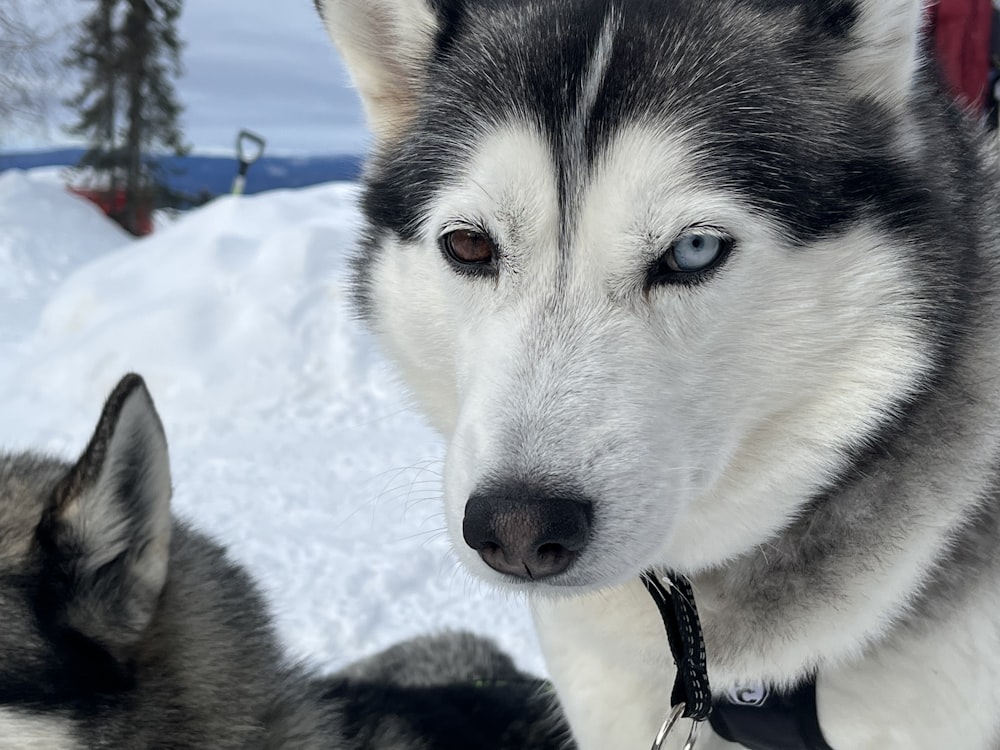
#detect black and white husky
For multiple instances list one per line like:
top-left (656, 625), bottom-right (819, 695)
top-left (0, 374), bottom-right (569, 749)
top-left (318, 0), bottom-right (1000, 747)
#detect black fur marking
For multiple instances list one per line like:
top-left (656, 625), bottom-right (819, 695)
top-left (426, 0), bottom-right (471, 55)
top-left (355, 0), bottom-right (951, 285)
top-left (348, 229), bottom-right (383, 320)
top-left (324, 678), bottom-right (558, 750)
top-left (813, 0), bottom-right (859, 37)
top-left (747, 0), bottom-right (859, 37)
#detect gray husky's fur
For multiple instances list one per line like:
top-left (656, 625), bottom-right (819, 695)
top-left (318, 0), bottom-right (1000, 747)
top-left (0, 374), bottom-right (569, 749)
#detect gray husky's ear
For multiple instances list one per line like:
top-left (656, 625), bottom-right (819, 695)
top-left (840, 0), bottom-right (927, 105)
top-left (316, 0), bottom-right (440, 141)
top-left (50, 374), bottom-right (172, 653)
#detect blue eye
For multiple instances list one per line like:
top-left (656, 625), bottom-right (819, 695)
top-left (670, 233), bottom-right (723, 272)
top-left (646, 230), bottom-right (733, 289)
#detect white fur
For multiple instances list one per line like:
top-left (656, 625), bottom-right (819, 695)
top-left (366, 121), bottom-right (561, 438)
top-left (0, 710), bottom-right (77, 750)
top-left (533, 577), bottom-right (1000, 749)
top-left (532, 583), bottom-right (676, 750)
top-left (819, 579), bottom-right (1000, 750)
top-left (841, 0), bottom-right (926, 105)
top-left (569, 8), bottom-right (619, 169)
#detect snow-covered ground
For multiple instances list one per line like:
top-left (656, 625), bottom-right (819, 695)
top-left (0, 169), bottom-right (542, 674)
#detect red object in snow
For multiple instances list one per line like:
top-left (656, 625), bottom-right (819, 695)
top-left (927, 0), bottom-right (993, 113)
top-left (69, 187), bottom-right (154, 236)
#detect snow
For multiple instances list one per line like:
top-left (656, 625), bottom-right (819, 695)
top-left (0, 169), bottom-right (542, 674)
top-left (0, 170), bottom-right (131, 345)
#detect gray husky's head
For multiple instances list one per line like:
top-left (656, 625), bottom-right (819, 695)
top-left (0, 375), bottom-right (171, 744)
top-left (0, 378), bottom-right (303, 747)
top-left (319, 0), bottom-right (975, 593)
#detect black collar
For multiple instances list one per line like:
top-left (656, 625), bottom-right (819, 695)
top-left (641, 570), bottom-right (835, 750)
top-left (710, 677), bottom-right (835, 750)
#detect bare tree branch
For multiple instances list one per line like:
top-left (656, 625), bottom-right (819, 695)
top-left (0, 0), bottom-right (72, 142)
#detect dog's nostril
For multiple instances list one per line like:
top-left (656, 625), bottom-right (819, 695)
top-left (478, 543), bottom-right (510, 575)
top-left (534, 542), bottom-right (577, 577)
top-left (537, 542), bottom-right (571, 561)
top-left (478, 541), bottom-right (503, 564)
top-left (462, 483), bottom-right (592, 581)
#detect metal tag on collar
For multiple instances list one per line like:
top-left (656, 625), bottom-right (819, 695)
top-left (651, 703), bottom-right (702, 750)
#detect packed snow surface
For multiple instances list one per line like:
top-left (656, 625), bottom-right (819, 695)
top-left (0, 170), bottom-right (130, 344)
top-left (0, 169), bottom-right (542, 674)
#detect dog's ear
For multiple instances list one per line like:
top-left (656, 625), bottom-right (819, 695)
top-left (47, 374), bottom-right (172, 654)
top-left (316, 0), bottom-right (441, 142)
top-left (838, 0), bottom-right (927, 106)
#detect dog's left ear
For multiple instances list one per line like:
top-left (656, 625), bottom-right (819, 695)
top-left (316, 0), bottom-right (441, 142)
top-left (47, 374), bottom-right (172, 655)
top-left (837, 0), bottom-right (927, 106)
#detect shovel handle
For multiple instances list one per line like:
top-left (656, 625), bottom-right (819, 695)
top-left (236, 129), bottom-right (266, 166)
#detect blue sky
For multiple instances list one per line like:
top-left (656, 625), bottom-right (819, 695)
top-left (15, 0), bottom-right (370, 155)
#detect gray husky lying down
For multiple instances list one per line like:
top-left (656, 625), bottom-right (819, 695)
top-left (0, 374), bottom-right (570, 749)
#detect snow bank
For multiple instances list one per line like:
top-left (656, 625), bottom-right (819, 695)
top-left (0, 175), bottom-right (542, 674)
top-left (0, 169), bottom-right (130, 342)
top-left (17, 183), bottom-right (371, 418)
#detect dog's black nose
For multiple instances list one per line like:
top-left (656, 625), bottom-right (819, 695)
top-left (462, 485), bottom-right (592, 580)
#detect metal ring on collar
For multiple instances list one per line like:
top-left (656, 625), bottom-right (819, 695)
top-left (651, 703), bottom-right (701, 750)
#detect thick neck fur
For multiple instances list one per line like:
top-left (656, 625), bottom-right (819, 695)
top-left (695, 116), bottom-right (1000, 685)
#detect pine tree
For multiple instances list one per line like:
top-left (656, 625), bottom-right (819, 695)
top-left (64, 0), bottom-right (187, 235)
top-left (64, 0), bottom-right (120, 189)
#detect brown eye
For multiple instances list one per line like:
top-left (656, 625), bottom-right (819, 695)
top-left (441, 229), bottom-right (496, 265)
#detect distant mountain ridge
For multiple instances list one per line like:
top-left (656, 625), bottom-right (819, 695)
top-left (0, 149), bottom-right (364, 196)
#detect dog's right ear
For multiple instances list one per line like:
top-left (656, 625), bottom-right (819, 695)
top-left (315, 0), bottom-right (441, 142)
top-left (45, 374), bottom-right (172, 657)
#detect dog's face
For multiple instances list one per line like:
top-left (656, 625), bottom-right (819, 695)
top-left (320, 0), bottom-right (946, 592)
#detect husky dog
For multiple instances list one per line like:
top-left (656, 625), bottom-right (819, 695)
top-left (0, 374), bottom-right (569, 749)
top-left (318, 0), bottom-right (1000, 747)
top-left (324, 631), bottom-right (571, 749)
